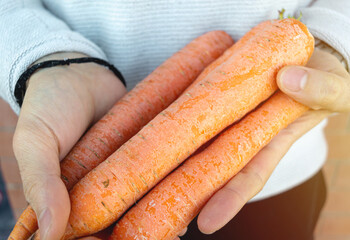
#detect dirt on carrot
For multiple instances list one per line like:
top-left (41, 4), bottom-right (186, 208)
top-left (111, 92), bottom-right (309, 240)
top-left (9, 31), bottom-right (233, 240)
top-left (62, 18), bottom-right (313, 239)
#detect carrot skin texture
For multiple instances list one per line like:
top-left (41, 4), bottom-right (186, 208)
top-left (7, 208), bottom-right (37, 240)
top-left (60, 30), bottom-right (234, 190)
top-left (111, 92), bottom-right (309, 240)
top-left (63, 18), bottom-right (314, 239)
top-left (188, 20), bottom-right (272, 88)
top-left (8, 31), bottom-right (233, 240)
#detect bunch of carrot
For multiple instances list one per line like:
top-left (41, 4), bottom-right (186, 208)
top-left (111, 91), bottom-right (309, 240)
top-left (9, 31), bottom-right (234, 240)
top-left (10, 17), bottom-right (315, 240)
top-left (110, 19), bottom-right (314, 240)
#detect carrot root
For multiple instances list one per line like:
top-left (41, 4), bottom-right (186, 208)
top-left (111, 92), bottom-right (309, 240)
top-left (9, 31), bottom-right (233, 240)
top-left (63, 18), bottom-right (313, 239)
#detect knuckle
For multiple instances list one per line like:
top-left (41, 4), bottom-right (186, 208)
top-left (22, 173), bottom-right (44, 202)
top-left (13, 119), bottom-right (59, 159)
top-left (12, 129), bottom-right (26, 152)
top-left (223, 185), bottom-right (246, 204)
top-left (344, 80), bottom-right (350, 111)
top-left (250, 171), bottom-right (264, 193)
top-left (240, 167), bottom-right (265, 193)
top-left (317, 76), bottom-right (341, 108)
top-left (13, 117), bottom-right (41, 149)
top-left (319, 88), bottom-right (337, 107)
top-left (12, 128), bottom-right (35, 159)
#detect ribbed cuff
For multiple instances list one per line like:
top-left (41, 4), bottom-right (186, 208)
top-left (301, 7), bottom-right (350, 72)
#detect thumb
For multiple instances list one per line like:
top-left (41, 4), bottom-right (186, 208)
top-left (13, 117), bottom-right (70, 240)
top-left (277, 66), bottom-right (350, 112)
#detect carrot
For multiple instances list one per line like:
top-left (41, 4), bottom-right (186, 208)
top-left (188, 20), bottom-right (273, 87)
top-left (60, 18), bottom-right (314, 239)
top-left (8, 31), bottom-right (233, 240)
top-left (111, 91), bottom-right (309, 240)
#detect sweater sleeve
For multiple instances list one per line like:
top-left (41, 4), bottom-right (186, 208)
top-left (0, 0), bottom-right (107, 114)
top-left (299, 0), bottom-right (350, 71)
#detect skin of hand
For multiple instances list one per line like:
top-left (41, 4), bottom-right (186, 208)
top-left (174, 48), bottom-right (350, 238)
top-left (12, 52), bottom-right (126, 240)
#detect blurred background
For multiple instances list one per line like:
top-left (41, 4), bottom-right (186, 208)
top-left (0, 98), bottom-right (349, 239)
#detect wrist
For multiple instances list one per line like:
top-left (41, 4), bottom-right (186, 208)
top-left (27, 52), bottom-right (90, 88)
top-left (17, 53), bottom-right (126, 111)
top-left (27, 55), bottom-right (126, 121)
top-left (26, 52), bottom-right (126, 90)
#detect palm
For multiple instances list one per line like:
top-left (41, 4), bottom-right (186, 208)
top-left (13, 52), bottom-right (126, 240)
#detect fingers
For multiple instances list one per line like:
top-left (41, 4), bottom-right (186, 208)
top-left (13, 116), bottom-right (70, 240)
top-left (170, 227), bottom-right (187, 240)
top-left (277, 50), bottom-right (350, 112)
top-left (178, 227), bottom-right (187, 236)
top-left (197, 110), bottom-right (330, 234)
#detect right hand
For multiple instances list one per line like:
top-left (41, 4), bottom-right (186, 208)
top-left (13, 52), bottom-right (126, 240)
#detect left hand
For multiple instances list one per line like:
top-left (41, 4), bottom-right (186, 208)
top-left (174, 48), bottom-right (350, 238)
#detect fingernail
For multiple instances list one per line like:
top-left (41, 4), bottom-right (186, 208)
top-left (39, 209), bottom-right (52, 240)
top-left (281, 67), bottom-right (307, 92)
top-left (199, 217), bottom-right (216, 234)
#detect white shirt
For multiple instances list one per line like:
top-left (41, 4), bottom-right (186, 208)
top-left (1, 0), bottom-right (349, 200)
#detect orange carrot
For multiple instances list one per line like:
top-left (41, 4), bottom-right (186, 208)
top-left (61, 18), bottom-right (313, 239)
top-left (188, 20), bottom-right (272, 87)
top-left (8, 31), bottom-right (233, 240)
top-left (111, 91), bottom-right (309, 240)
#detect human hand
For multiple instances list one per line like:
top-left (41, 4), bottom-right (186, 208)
top-left (12, 52), bottom-right (126, 240)
top-left (174, 48), bottom-right (350, 238)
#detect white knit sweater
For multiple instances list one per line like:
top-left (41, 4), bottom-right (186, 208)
top-left (1, 0), bottom-right (350, 201)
